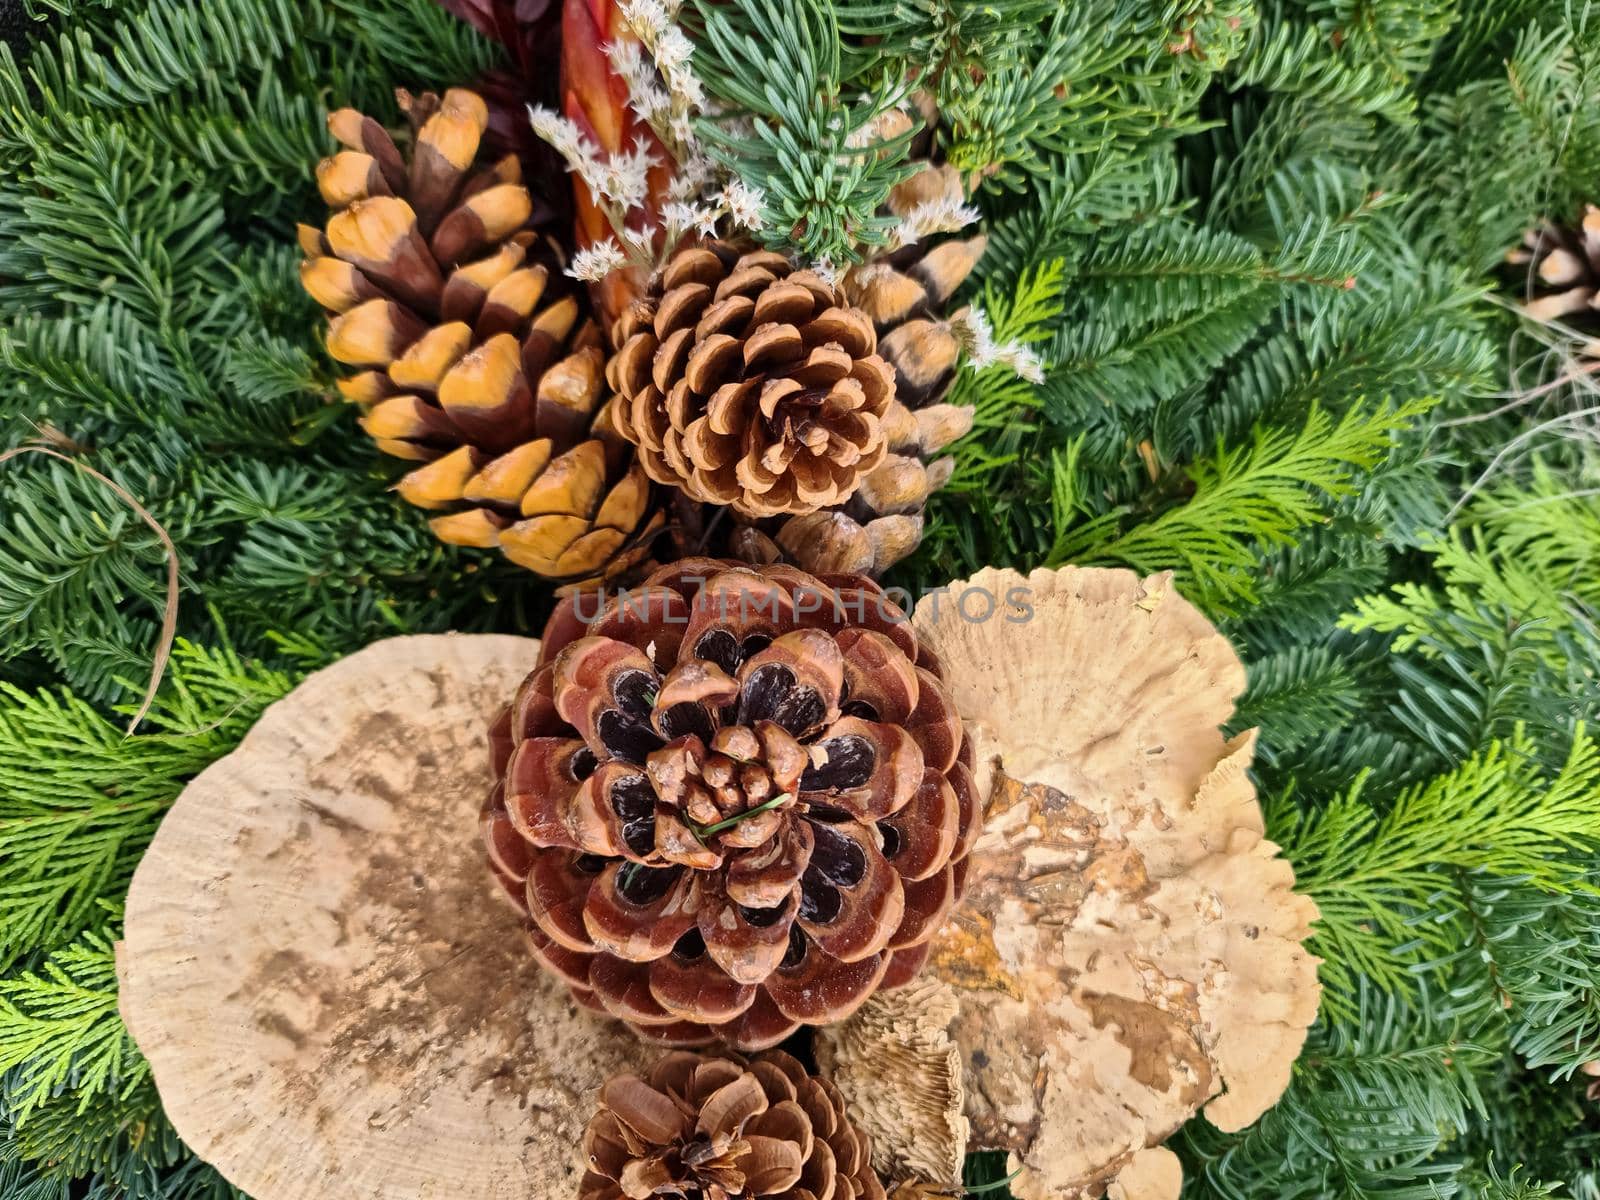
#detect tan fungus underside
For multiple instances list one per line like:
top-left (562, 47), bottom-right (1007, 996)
top-left (818, 567), bottom-right (1322, 1200)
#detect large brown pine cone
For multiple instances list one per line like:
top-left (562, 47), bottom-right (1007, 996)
top-left (606, 245), bottom-right (898, 520)
top-left (731, 164), bottom-right (987, 577)
top-left (300, 88), bottom-right (663, 586)
top-left (482, 559), bottom-right (981, 1048)
top-left (1508, 205), bottom-right (1600, 331)
top-left (579, 1050), bottom-right (886, 1200)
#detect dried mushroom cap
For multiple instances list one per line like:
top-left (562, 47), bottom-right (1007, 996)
top-left (578, 1049), bottom-right (886, 1200)
top-left (818, 567), bottom-right (1321, 1200)
top-left (119, 634), bottom-right (645, 1200)
top-left (1105, 1148), bottom-right (1183, 1200)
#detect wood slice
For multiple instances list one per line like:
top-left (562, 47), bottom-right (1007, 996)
top-left (119, 633), bottom-right (645, 1200)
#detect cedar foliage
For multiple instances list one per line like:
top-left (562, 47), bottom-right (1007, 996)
top-left (2, 0), bottom-right (1599, 1197)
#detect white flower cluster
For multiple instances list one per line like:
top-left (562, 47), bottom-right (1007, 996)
top-left (800, 256), bottom-right (835, 287)
top-left (604, 39), bottom-right (670, 128)
top-left (950, 307), bottom-right (1046, 384)
top-left (888, 196), bottom-right (982, 252)
top-left (566, 241), bottom-right (629, 283)
top-left (526, 105), bottom-right (657, 214)
top-left (716, 179), bottom-right (765, 231)
top-left (526, 0), bottom-right (768, 284)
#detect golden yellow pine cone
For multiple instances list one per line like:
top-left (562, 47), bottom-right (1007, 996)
top-left (300, 88), bottom-right (663, 586)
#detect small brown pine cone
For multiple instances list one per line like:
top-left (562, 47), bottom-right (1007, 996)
top-left (578, 1050), bottom-right (887, 1200)
top-left (483, 559), bottom-right (981, 1049)
top-left (731, 164), bottom-right (986, 578)
top-left (1508, 205), bottom-right (1600, 331)
top-left (606, 243), bottom-right (898, 520)
top-left (300, 88), bottom-right (664, 586)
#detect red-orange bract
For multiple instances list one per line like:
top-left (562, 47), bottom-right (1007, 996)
top-left (562, 0), bottom-right (674, 327)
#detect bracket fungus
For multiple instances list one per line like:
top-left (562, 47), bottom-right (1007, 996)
top-left (119, 634), bottom-right (645, 1200)
top-left (817, 566), bottom-right (1322, 1200)
top-left (117, 566), bottom-right (1317, 1200)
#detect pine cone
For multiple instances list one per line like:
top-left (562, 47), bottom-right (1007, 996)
top-left (482, 559), bottom-right (981, 1048)
top-left (730, 165), bottom-right (987, 577)
top-left (300, 88), bottom-right (663, 586)
top-left (1507, 206), bottom-right (1600, 328)
top-left (578, 1050), bottom-right (887, 1200)
top-left (606, 244), bottom-right (898, 520)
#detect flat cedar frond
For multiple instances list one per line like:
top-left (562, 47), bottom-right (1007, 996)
top-left (0, 928), bottom-right (147, 1122)
top-left (1282, 725), bottom-right (1600, 1015)
top-left (0, 641), bottom-right (292, 967)
top-left (1049, 398), bottom-right (1430, 613)
top-left (1343, 533), bottom-right (1576, 652)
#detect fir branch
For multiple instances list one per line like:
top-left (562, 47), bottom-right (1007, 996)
top-left (1230, 644), bottom-right (1365, 765)
top-left (689, 0), bottom-right (915, 264)
top-left (1455, 872), bottom-right (1600, 1080)
top-left (0, 443), bottom-right (180, 734)
top-left (1179, 982), bottom-right (1495, 1200)
top-left (1229, 13), bottom-right (1422, 121)
top-left (1223, 524), bottom-right (1391, 654)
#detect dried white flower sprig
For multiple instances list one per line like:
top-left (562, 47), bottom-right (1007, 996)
top-left (886, 194), bottom-right (982, 254)
top-left (950, 307), bottom-right (1046, 384)
top-left (527, 0), bottom-right (763, 283)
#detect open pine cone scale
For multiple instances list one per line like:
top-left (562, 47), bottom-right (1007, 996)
top-left (484, 559), bottom-right (980, 1048)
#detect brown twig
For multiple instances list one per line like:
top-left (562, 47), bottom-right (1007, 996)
top-left (0, 440), bottom-right (180, 735)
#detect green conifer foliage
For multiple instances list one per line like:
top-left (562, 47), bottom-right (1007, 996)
top-left (3, 0), bottom-right (1600, 1195)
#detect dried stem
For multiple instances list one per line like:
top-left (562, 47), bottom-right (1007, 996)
top-left (0, 441), bottom-right (179, 734)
